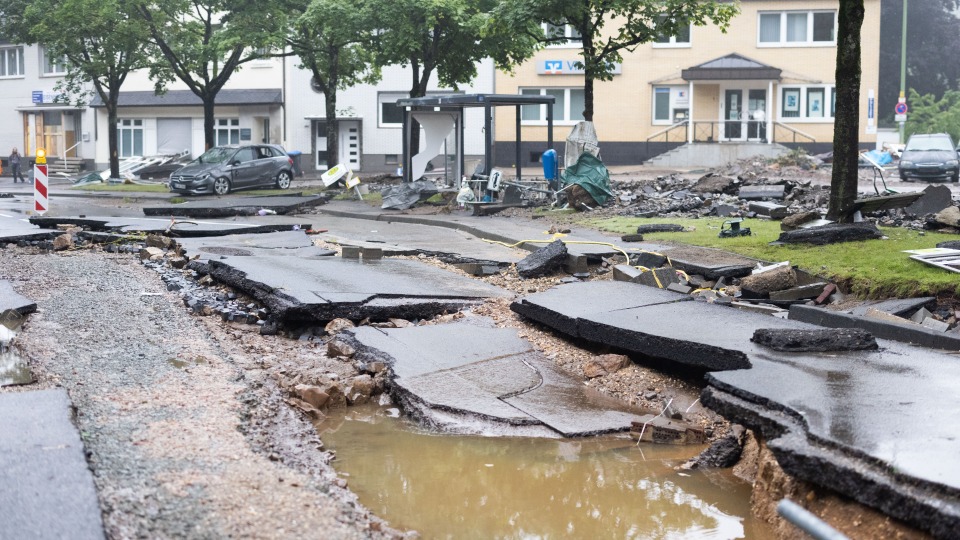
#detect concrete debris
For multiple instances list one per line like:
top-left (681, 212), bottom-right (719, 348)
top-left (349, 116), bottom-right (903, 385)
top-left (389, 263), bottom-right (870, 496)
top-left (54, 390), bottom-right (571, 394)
top-left (325, 318), bottom-right (356, 334)
top-left (326, 339), bottom-right (356, 358)
top-left (738, 185), bottom-right (785, 200)
top-left (776, 222), bottom-right (884, 245)
top-left (748, 201), bottom-right (788, 219)
top-left (516, 239), bottom-right (568, 278)
top-left (52, 234), bottom-right (74, 251)
top-left (629, 417), bottom-right (706, 445)
top-left (582, 354), bottom-right (631, 378)
top-left (145, 234), bottom-right (173, 250)
top-left (635, 223), bottom-right (685, 234)
top-left (620, 233), bottom-right (644, 242)
top-left (739, 265), bottom-right (797, 296)
top-left (690, 173), bottom-right (738, 195)
top-left (681, 425), bottom-right (746, 469)
top-left (769, 282), bottom-right (829, 302)
top-left (780, 210), bottom-right (822, 230)
top-left (904, 185), bottom-right (953, 217)
top-left (751, 328), bottom-right (878, 352)
top-left (933, 205), bottom-right (960, 228)
top-left (631, 251), bottom-right (668, 269)
top-left (789, 304), bottom-right (960, 351)
top-left (139, 246), bottom-right (165, 261)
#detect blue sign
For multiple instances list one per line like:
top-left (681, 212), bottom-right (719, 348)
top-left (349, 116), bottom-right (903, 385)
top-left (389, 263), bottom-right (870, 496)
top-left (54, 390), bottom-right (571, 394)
top-left (895, 102), bottom-right (908, 115)
top-left (32, 91), bottom-right (43, 104)
top-left (867, 97), bottom-right (874, 119)
top-left (537, 60), bottom-right (621, 75)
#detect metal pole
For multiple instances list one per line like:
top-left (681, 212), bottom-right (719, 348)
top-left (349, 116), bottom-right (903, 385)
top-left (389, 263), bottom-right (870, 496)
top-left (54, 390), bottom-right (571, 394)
top-left (515, 105), bottom-right (521, 180)
top-left (777, 499), bottom-right (849, 540)
top-left (899, 0), bottom-right (908, 143)
top-left (484, 103), bottom-right (492, 176)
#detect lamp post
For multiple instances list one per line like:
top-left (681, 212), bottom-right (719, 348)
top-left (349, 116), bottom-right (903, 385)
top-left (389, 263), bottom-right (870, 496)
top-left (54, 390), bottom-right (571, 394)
top-left (899, 0), bottom-right (908, 143)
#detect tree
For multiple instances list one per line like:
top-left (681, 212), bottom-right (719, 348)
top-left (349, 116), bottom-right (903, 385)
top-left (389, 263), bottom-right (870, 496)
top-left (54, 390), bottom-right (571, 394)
top-left (490, 0), bottom-right (738, 121)
top-left (904, 89), bottom-right (960, 143)
top-left (370, 0), bottom-right (533, 155)
top-left (878, 0), bottom-right (960, 125)
top-left (137, 0), bottom-right (287, 149)
top-left (0, 0), bottom-right (152, 179)
top-left (827, 0), bottom-right (865, 222)
top-left (287, 0), bottom-right (380, 170)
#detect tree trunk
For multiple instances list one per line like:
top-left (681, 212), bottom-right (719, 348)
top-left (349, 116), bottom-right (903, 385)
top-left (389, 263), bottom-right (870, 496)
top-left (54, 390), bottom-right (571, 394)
top-left (827, 0), bottom-right (865, 222)
top-left (324, 88), bottom-right (339, 170)
top-left (581, 30), bottom-right (594, 121)
top-left (107, 93), bottom-right (120, 180)
top-left (203, 98), bottom-right (216, 150)
top-left (583, 76), bottom-right (594, 122)
top-left (408, 61), bottom-right (431, 159)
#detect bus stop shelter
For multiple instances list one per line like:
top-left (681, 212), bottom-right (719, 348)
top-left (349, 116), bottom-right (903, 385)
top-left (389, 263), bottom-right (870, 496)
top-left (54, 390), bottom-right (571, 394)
top-left (396, 94), bottom-right (555, 183)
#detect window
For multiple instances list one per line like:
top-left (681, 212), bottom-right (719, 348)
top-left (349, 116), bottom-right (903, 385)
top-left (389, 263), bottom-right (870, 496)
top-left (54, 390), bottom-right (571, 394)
top-left (215, 118), bottom-right (240, 146)
top-left (378, 93), bottom-right (405, 127)
top-left (233, 147), bottom-right (256, 163)
top-left (519, 88), bottom-right (585, 124)
top-left (0, 46), bottom-right (25, 77)
top-left (654, 16), bottom-right (691, 46)
top-left (40, 46), bottom-right (67, 75)
top-left (542, 23), bottom-right (581, 47)
top-left (758, 11), bottom-right (836, 46)
top-left (117, 119), bottom-right (144, 157)
top-left (651, 86), bottom-right (690, 125)
top-left (779, 85), bottom-right (836, 121)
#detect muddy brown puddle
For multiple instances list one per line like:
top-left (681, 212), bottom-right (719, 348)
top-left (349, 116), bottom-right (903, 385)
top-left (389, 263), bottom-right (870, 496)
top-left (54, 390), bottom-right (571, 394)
top-left (318, 405), bottom-right (772, 539)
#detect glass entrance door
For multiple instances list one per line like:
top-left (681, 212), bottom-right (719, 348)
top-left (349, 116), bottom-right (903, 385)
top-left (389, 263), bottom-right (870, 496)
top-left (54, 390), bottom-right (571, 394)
top-left (747, 90), bottom-right (767, 141)
top-left (724, 90), bottom-right (743, 140)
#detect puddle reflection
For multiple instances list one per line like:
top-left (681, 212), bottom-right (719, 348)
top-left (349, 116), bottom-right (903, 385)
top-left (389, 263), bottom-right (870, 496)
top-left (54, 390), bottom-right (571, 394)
top-left (0, 327), bottom-right (32, 387)
top-left (318, 405), bottom-right (770, 539)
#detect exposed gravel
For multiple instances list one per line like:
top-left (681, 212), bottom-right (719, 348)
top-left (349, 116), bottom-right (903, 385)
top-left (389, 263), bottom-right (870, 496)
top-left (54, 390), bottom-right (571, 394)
top-left (0, 247), bottom-right (400, 539)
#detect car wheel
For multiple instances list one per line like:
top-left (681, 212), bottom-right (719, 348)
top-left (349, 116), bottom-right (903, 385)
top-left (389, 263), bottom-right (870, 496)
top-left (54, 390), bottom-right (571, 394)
top-left (213, 177), bottom-right (231, 195)
top-left (276, 170), bottom-right (292, 189)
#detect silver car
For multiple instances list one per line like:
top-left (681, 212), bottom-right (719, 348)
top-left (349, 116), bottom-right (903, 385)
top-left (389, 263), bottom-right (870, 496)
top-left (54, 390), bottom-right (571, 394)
top-left (169, 144), bottom-right (294, 195)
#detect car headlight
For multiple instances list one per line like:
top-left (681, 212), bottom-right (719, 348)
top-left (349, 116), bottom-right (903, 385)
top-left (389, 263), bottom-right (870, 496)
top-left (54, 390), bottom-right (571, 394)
top-left (946, 160), bottom-right (959, 167)
top-left (900, 161), bottom-right (914, 167)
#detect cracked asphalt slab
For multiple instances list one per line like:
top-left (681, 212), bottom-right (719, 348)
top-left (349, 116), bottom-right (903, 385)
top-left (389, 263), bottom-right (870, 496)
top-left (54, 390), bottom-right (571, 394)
top-left (0, 250), bottom-right (395, 539)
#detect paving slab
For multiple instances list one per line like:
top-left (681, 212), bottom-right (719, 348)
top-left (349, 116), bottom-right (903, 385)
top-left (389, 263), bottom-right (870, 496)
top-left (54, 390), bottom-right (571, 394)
top-left (349, 322), bottom-right (649, 436)
top-left (206, 255), bottom-right (507, 323)
top-left (28, 216), bottom-right (311, 237)
top-left (0, 280), bottom-right (37, 316)
top-left (704, 339), bottom-right (960, 539)
top-left (142, 194), bottom-right (328, 218)
top-left (0, 389), bottom-right (104, 539)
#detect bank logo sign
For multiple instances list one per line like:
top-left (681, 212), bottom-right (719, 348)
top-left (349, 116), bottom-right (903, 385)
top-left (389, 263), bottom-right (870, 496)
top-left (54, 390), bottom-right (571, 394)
top-left (538, 60), bottom-right (621, 75)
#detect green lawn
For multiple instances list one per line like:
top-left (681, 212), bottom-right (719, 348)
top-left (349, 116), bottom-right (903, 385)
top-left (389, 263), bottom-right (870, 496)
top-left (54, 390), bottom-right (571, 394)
top-left (69, 182), bottom-right (171, 193)
top-left (586, 216), bottom-right (960, 298)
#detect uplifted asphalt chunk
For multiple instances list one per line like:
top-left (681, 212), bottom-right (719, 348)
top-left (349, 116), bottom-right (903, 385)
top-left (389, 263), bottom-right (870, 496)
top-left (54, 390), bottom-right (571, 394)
top-left (175, 230), bottom-right (333, 260)
top-left (751, 328), bottom-right (878, 352)
top-left (516, 239), bottom-right (567, 278)
top-left (0, 280), bottom-right (36, 318)
top-left (635, 223), bottom-right (685, 234)
top-left (29, 216), bottom-right (311, 238)
top-left (789, 304), bottom-right (960, 351)
top-left (704, 338), bottom-right (960, 539)
top-left (0, 389), bottom-right (104, 539)
top-left (349, 322), bottom-right (648, 436)
top-left (776, 222), bottom-right (883, 245)
top-left (206, 255), bottom-right (506, 324)
top-left (143, 194), bottom-right (328, 218)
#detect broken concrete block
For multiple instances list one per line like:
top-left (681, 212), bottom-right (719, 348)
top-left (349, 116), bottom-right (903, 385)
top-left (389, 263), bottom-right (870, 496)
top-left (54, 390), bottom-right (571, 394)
top-left (516, 239), bottom-right (568, 278)
top-left (325, 318), bottom-right (355, 334)
top-left (620, 233), bottom-right (644, 242)
top-left (582, 354), bottom-right (630, 378)
top-left (751, 328), bottom-right (878, 352)
top-left (455, 263), bottom-right (499, 276)
top-left (781, 210), bottom-right (823, 231)
top-left (738, 184), bottom-right (785, 200)
top-left (911, 307), bottom-right (933, 324)
top-left (636, 223), bottom-right (684, 234)
top-left (145, 234), bottom-right (173, 250)
top-left (632, 251), bottom-right (668, 269)
top-left (295, 384), bottom-right (331, 409)
top-left (730, 302), bottom-right (788, 317)
top-left (612, 264), bottom-right (643, 283)
top-left (666, 283), bottom-right (693, 295)
top-left (739, 265), bottom-right (797, 296)
top-left (327, 339), bottom-right (356, 358)
top-left (769, 282), bottom-right (829, 302)
top-left (906, 185), bottom-right (953, 217)
top-left (690, 174), bottom-right (737, 194)
top-left (341, 246), bottom-right (361, 259)
top-left (350, 374), bottom-right (375, 397)
top-left (921, 318), bottom-right (950, 333)
top-left (630, 417), bottom-right (706, 445)
top-left (748, 201), bottom-right (788, 219)
top-left (52, 234), bottom-right (73, 251)
top-left (637, 267), bottom-right (680, 289)
top-left (710, 204), bottom-right (738, 217)
top-left (934, 206), bottom-right (960, 228)
top-left (360, 247), bottom-right (383, 260)
top-left (563, 254), bottom-right (589, 275)
top-left (139, 247), bottom-right (164, 260)
top-left (776, 223), bottom-right (883, 245)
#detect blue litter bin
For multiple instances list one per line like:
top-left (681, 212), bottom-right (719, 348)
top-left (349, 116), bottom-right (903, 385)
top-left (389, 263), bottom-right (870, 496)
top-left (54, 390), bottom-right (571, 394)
top-left (542, 149), bottom-right (558, 190)
top-left (288, 150), bottom-right (304, 177)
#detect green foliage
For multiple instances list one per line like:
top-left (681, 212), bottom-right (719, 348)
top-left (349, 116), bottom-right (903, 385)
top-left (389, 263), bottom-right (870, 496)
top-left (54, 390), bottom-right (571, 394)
top-left (586, 216), bottom-right (960, 298)
top-left (905, 89), bottom-right (960, 143)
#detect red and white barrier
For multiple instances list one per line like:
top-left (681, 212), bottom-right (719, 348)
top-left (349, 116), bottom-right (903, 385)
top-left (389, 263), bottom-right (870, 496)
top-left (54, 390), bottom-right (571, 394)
top-left (34, 163), bottom-right (48, 215)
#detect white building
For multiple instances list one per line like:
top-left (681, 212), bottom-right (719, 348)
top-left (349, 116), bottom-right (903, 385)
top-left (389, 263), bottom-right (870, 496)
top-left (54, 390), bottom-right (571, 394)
top-left (0, 38), bottom-right (494, 176)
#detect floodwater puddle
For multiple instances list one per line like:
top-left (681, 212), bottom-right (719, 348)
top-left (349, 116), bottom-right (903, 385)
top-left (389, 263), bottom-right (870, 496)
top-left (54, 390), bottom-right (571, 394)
top-left (0, 327), bottom-right (33, 387)
top-left (318, 404), bottom-right (772, 539)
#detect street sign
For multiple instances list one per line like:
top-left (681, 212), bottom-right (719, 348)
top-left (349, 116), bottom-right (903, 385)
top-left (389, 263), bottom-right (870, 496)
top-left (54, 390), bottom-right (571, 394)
top-left (895, 102), bottom-right (908, 115)
top-left (895, 114), bottom-right (907, 123)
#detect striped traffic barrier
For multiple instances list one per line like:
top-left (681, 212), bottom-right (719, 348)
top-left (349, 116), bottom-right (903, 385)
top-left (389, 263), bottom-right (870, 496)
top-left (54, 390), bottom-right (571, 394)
top-left (34, 148), bottom-right (48, 215)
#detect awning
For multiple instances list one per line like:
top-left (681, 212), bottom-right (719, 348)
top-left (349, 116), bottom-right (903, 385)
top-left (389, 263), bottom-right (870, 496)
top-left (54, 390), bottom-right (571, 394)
top-left (89, 89), bottom-right (283, 108)
top-left (15, 105), bottom-right (86, 112)
top-left (681, 53), bottom-right (781, 81)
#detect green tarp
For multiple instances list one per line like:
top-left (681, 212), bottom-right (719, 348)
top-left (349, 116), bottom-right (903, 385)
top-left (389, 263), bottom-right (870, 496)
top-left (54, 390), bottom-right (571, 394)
top-left (561, 153), bottom-right (613, 206)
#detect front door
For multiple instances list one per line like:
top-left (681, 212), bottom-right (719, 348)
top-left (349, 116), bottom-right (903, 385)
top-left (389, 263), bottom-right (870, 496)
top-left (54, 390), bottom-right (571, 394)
top-left (747, 90), bottom-right (767, 141)
top-left (724, 90), bottom-right (743, 141)
top-left (339, 120), bottom-right (361, 171)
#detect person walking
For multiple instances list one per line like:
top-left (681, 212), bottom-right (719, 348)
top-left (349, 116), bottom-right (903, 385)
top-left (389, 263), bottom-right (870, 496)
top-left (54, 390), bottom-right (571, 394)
top-left (9, 148), bottom-right (26, 183)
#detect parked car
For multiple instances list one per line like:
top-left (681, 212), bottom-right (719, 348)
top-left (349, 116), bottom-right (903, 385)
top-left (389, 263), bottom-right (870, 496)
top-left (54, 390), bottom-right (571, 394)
top-left (898, 133), bottom-right (959, 183)
top-left (169, 144), bottom-right (294, 195)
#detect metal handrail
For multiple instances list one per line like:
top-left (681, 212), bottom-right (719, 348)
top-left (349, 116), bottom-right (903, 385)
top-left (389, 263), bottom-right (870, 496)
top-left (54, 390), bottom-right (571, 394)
top-left (773, 122), bottom-right (816, 144)
top-left (645, 120), bottom-right (688, 143)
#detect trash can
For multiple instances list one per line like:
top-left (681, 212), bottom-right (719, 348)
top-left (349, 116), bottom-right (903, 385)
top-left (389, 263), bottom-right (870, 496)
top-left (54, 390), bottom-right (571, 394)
top-left (288, 150), bottom-right (304, 177)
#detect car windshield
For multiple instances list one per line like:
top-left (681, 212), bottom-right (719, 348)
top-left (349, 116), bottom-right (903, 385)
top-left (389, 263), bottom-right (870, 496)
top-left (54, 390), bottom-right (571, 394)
top-left (194, 147), bottom-right (235, 164)
top-left (906, 137), bottom-right (954, 152)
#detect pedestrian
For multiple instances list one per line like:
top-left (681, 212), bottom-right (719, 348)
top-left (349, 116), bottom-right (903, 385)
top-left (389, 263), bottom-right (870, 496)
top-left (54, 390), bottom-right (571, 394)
top-left (9, 147), bottom-right (25, 184)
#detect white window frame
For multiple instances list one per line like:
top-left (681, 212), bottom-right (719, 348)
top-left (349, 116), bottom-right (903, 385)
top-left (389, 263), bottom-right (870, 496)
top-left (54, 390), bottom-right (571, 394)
top-left (378, 92), bottom-right (407, 128)
top-left (778, 85), bottom-right (836, 123)
top-left (0, 45), bottom-right (25, 78)
top-left (215, 118), bottom-right (241, 146)
top-left (251, 47), bottom-right (275, 67)
top-left (518, 87), bottom-right (585, 126)
top-left (757, 10), bottom-right (837, 47)
top-left (652, 17), bottom-right (691, 48)
top-left (40, 46), bottom-right (67, 76)
top-left (117, 119), bottom-right (144, 157)
top-left (542, 23), bottom-right (582, 48)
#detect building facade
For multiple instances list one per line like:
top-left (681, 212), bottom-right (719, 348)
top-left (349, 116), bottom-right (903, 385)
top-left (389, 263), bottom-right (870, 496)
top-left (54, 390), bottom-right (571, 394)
top-left (494, 0), bottom-right (882, 167)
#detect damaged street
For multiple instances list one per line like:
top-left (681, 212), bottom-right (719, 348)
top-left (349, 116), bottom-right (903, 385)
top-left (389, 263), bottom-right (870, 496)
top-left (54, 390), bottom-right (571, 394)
top-left (2, 157), bottom-right (960, 539)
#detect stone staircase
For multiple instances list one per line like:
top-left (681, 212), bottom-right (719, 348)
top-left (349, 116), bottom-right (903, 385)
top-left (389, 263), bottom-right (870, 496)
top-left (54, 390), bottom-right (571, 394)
top-left (49, 156), bottom-right (85, 177)
top-left (645, 142), bottom-right (790, 168)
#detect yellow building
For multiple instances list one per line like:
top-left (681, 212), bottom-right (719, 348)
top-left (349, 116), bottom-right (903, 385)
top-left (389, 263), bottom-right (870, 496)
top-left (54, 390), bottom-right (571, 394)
top-left (494, 0), bottom-right (881, 168)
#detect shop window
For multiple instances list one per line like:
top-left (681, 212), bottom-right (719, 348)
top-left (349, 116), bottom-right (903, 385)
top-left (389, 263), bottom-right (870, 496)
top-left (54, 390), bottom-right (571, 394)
top-left (779, 86), bottom-right (835, 121)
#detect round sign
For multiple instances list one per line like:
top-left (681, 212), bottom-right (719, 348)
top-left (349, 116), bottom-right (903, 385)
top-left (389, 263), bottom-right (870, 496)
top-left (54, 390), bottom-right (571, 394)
top-left (895, 102), bottom-right (908, 115)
